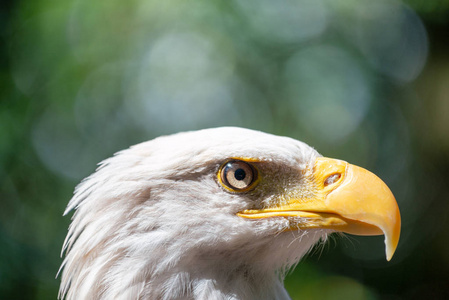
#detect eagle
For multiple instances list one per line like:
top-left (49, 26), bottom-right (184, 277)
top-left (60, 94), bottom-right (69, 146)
top-left (59, 127), bottom-right (400, 300)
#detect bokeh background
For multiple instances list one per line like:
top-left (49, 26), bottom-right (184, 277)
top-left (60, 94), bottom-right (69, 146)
top-left (1, 0), bottom-right (449, 299)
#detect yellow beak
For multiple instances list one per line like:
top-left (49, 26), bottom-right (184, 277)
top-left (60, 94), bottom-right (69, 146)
top-left (237, 157), bottom-right (401, 261)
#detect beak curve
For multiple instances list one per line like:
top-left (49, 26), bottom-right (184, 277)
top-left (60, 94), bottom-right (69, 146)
top-left (237, 157), bottom-right (401, 261)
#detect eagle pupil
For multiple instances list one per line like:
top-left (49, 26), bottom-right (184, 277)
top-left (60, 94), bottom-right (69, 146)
top-left (234, 168), bottom-right (246, 181)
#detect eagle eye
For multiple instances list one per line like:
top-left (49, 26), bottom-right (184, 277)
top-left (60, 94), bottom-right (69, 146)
top-left (219, 160), bottom-right (258, 191)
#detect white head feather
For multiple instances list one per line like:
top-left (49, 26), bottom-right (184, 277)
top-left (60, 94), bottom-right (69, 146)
top-left (59, 127), bottom-right (327, 300)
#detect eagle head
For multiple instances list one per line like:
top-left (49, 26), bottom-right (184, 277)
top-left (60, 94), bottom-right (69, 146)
top-left (59, 127), bottom-right (400, 299)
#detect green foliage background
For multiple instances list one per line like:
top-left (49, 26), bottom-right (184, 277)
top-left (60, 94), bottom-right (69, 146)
top-left (1, 0), bottom-right (449, 299)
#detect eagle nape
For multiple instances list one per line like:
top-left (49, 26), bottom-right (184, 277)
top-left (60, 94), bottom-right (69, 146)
top-left (58, 127), bottom-right (401, 300)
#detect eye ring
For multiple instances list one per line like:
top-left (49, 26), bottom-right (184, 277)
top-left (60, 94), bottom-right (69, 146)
top-left (218, 160), bottom-right (258, 192)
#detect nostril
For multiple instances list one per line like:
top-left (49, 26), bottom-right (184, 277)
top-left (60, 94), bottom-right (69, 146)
top-left (324, 173), bottom-right (341, 186)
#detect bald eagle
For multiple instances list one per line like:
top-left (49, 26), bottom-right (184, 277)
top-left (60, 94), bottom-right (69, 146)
top-left (59, 127), bottom-right (400, 300)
